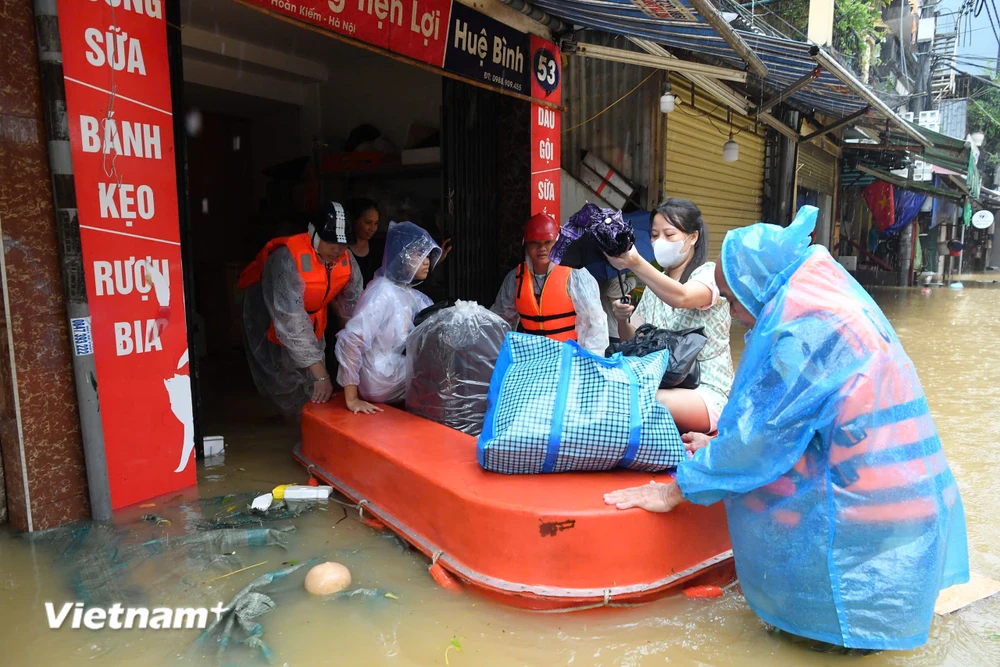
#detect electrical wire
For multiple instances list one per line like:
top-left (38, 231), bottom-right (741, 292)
top-left (977, 0), bottom-right (1000, 46)
top-left (971, 98), bottom-right (1000, 130)
top-left (561, 71), bottom-right (657, 134)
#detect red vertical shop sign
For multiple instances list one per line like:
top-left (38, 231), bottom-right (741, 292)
top-left (58, 0), bottom-right (196, 509)
top-left (529, 36), bottom-right (561, 218)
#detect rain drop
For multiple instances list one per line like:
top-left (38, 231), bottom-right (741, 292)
top-left (185, 109), bottom-right (203, 137)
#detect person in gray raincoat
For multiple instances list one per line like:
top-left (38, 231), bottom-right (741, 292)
top-left (239, 202), bottom-right (362, 416)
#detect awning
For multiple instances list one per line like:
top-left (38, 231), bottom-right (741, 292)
top-left (531, 0), bottom-right (923, 143)
top-left (881, 123), bottom-right (980, 196)
top-left (528, 0), bottom-right (768, 74)
top-left (854, 165), bottom-right (965, 202)
top-left (980, 187), bottom-right (1000, 207)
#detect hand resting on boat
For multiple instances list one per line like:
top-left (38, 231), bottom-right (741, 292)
top-left (343, 384), bottom-right (383, 415)
top-left (604, 481), bottom-right (684, 513)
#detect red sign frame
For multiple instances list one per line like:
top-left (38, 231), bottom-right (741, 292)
top-left (58, 0), bottom-right (196, 509)
top-left (529, 36), bottom-right (562, 218)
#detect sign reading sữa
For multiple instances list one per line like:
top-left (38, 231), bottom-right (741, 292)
top-left (58, 0), bottom-right (196, 509)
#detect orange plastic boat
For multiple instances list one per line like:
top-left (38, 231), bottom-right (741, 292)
top-left (296, 396), bottom-right (734, 610)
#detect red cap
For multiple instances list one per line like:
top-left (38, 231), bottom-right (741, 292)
top-left (524, 213), bottom-right (560, 242)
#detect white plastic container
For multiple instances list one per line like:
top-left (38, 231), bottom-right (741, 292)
top-left (282, 485), bottom-right (333, 501)
top-left (203, 435), bottom-right (225, 457)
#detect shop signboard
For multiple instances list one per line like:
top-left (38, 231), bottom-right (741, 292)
top-left (529, 35), bottom-right (562, 217)
top-left (243, 0), bottom-right (453, 66)
top-left (58, 0), bottom-right (196, 509)
top-left (442, 2), bottom-right (530, 96)
top-left (242, 0), bottom-right (558, 106)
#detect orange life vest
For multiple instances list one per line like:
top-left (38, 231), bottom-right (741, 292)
top-left (514, 262), bottom-right (577, 342)
top-left (238, 233), bottom-right (352, 346)
top-left (740, 253), bottom-right (954, 527)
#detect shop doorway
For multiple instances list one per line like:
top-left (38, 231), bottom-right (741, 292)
top-left (177, 0), bottom-right (527, 443)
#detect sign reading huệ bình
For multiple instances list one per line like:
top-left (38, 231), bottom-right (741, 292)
top-left (442, 2), bottom-right (530, 95)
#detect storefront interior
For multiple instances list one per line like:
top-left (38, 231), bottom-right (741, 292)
top-left (178, 0), bottom-right (528, 436)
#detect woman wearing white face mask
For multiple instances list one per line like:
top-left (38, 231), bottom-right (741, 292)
top-left (607, 199), bottom-right (734, 435)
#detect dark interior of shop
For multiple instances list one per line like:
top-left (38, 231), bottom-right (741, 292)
top-left (178, 0), bottom-right (529, 439)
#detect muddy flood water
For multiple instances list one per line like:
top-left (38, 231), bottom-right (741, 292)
top-left (1, 284), bottom-right (999, 666)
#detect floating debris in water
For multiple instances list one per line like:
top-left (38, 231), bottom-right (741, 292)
top-left (445, 637), bottom-right (463, 665)
top-left (195, 559), bottom-right (319, 663)
top-left (141, 514), bottom-right (171, 526)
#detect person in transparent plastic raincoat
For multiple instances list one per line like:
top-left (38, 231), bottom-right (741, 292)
top-left (606, 206), bottom-right (969, 651)
top-left (240, 202), bottom-right (362, 416)
top-left (336, 221), bottom-right (442, 414)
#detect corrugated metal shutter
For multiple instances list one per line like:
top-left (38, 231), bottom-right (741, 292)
top-left (664, 75), bottom-right (764, 259)
top-left (797, 143), bottom-right (837, 194)
top-left (563, 33), bottom-right (667, 206)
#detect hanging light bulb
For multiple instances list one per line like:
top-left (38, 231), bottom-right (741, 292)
top-left (722, 110), bottom-right (738, 162)
top-left (722, 132), bottom-right (739, 162)
top-left (659, 83), bottom-right (675, 113)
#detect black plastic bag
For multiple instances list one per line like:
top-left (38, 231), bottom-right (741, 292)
top-left (413, 300), bottom-right (456, 328)
top-left (405, 301), bottom-right (510, 435)
top-left (608, 325), bottom-right (707, 390)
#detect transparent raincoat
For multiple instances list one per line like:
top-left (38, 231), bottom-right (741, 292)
top-left (675, 206), bottom-right (969, 650)
top-left (336, 222), bottom-right (442, 403)
top-left (242, 247), bottom-right (361, 415)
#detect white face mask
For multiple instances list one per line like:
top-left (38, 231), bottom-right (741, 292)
top-left (652, 236), bottom-right (691, 269)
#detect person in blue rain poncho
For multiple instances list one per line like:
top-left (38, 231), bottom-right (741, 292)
top-left (605, 206), bottom-right (969, 651)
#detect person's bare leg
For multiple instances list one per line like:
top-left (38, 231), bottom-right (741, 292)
top-left (655, 388), bottom-right (711, 434)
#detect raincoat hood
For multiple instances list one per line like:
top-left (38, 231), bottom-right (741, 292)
top-left (720, 206), bottom-right (818, 319)
top-left (377, 221), bottom-right (442, 284)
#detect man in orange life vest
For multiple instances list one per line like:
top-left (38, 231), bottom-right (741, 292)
top-left (490, 213), bottom-right (608, 354)
top-left (239, 201), bottom-right (363, 416)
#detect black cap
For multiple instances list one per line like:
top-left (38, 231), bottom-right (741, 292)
top-left (310, 201), bottom-right (356, 246)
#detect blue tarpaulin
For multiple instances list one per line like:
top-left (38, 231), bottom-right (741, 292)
top-left (883, 187), bottom-right (927, 236)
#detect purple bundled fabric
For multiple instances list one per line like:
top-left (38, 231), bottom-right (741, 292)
top-left (550, 204), bottom-right (635, 268)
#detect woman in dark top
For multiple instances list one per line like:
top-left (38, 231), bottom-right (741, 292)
top-left (346, 198), bottom-right (385, 286)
